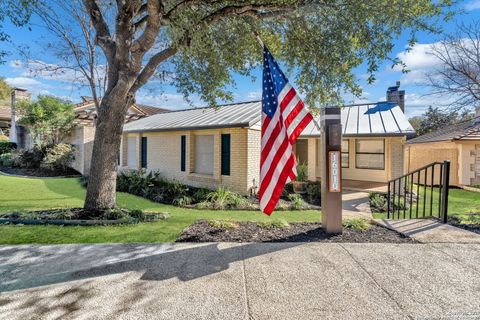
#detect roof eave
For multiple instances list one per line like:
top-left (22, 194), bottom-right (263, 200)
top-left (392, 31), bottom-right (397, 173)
top-left (123, 122), bottom-right (252, 133)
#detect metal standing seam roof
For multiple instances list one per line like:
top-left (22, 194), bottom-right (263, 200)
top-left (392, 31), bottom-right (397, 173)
top-left (123, 100), bottom-right (415, 137)
top-left (407, 117), bottom-right (480, 144)
top-left (123, 101), bottom-right (262, 132)
top-left (301, 103), bottom-right (415, 137)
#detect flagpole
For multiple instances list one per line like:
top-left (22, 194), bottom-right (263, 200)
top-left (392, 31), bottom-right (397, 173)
top-left (253, 31), bottom-right (264, 47)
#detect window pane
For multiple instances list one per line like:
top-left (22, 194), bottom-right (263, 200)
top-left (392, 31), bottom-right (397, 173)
top-left (341, 153), bottom-right (349, 168)
top-left (341, 139), bottom-right (349, 153)
top-left (127, 136), bottom-right (137, 168)
top-left (356, 139), bottom-right (384, 153)
top-left (356, 154), bottom-right (384, 170)
top-left (195, 135), bottom-right (214, 175)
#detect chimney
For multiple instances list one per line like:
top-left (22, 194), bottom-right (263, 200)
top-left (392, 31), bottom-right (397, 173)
top-left (386, 81), bottom-right (405, 113)
top-left (9, 88), bottom-right (31, 144)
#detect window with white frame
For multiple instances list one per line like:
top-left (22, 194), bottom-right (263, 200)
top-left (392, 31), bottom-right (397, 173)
top-left (341, 139), bottom-right (349, 168)
top-left (194, 135), bottom-right (214, 175)
top-left (355, 139), bottom-right (385, 170)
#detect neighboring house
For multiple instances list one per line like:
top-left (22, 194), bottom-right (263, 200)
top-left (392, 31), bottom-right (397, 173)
top-left (121, 84), bottom-right (414, 194)
top-left (67, 97), bottom-right (169, 175)
top-left (1, 88), bottom-right (32, 145)
top-left (405, 107), bottom-right (480, 186)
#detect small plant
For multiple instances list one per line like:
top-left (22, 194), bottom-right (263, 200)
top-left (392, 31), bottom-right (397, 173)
top-left (208, 220), bottom-right (238, 229)
top-left (206, 186), bottom-right (242, 209)
top-left (48, 209), bottom-right (76, 220)
top-left (173, 195), bottom-right (193, 207)
top-left (196, 201), bottom-right (212, 209)
top-left (288, 193), bottom-right (305, 210)
top-left (295, 163), bottom-right (308, 182)
top-left (369, 192), bottom-right (388, 213)
top-left (0, 153), bottom-right (13, 167)
top-left (129, 209), bottom-right (145, 221)
top-left (193, 188), bottom-right (211, 202)
top-left (343, 218), bottom-right (371, 231)
top-left (306, 182), bottom-right (321, 203)
top-left (14, 146), bottom-right (46, 168)
top-left (102, 208), bottom-right (131, 220)
top-left (78, 175), bottom-right (89, 188)
top-left (258, 219), bottom-right (291, 229)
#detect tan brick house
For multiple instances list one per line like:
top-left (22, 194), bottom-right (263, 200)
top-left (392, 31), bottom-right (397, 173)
top-left (121, 98), bottom-right (415, 195)
top-left (405, 108), bottom-right (480, 186)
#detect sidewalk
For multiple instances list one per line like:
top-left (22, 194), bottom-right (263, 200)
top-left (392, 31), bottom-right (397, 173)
top-left (1, 243), bottom-right (479, 319)
top-left (342, 190), bottom-right (372, 220)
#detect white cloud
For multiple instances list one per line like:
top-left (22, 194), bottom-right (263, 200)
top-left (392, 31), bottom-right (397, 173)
top-left (404, 93), bottom-right (459, 117)
top-left (5, 77), bottom-right (43, 88)
top-left (465, 0), bottom-right (480, 11)
top-left (246, 90), bottom-right (261, 100)
top-left (136, 92), bottom-right (201, 110)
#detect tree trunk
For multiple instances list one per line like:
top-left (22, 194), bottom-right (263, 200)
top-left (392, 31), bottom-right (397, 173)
top-left (84, 88), bottom-right (132, 210)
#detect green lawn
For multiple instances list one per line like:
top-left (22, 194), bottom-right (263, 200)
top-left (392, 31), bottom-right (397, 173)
top-left (373, 186), bottom-right (480, 220)
top-left (0, 175), bottom-right (320, 244)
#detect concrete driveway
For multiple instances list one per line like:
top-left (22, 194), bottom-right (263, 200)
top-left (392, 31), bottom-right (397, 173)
top-left (1, 243), bottom-right (480, 320)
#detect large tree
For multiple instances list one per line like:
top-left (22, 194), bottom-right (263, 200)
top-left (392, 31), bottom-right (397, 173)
top-left (31, 0), bottom-right (452, 209)
top-left (409, 106), bottom-right (474, 137)
top-left (0, 1), bottom-right (37, 63)
top-left (427, 21), bottom-right (480, 109)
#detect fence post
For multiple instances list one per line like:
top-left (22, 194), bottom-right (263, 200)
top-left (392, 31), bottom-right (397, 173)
top-left (441, 161), bottom-right (450, 224)
top-left (387, 182), bottom-right (390, 219)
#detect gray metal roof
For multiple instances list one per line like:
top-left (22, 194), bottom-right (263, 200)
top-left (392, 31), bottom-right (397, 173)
top-left (123, 101), bottom-right (261, 133)
top-left (124, 100), bottom-right (415, 137)
top-left (407, 117), bottom-right (480, 144)
top-left (301, 103), bottom-right (415, 137)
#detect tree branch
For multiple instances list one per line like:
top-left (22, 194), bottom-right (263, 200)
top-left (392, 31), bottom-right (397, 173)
top-left (83, 0), bottom-right (114, 59)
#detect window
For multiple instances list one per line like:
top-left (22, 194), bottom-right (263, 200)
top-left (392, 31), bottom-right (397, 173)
top-left (180, 135), bottom-right (186, 172)
top-left (341, 139), bottom-right (349, 168)
top-left (221, 134), bottom-right (231, 176)
top-left (194, 135), bottom-right (214, 175)
top-left (127, 136), bottom-right (137, 168)
top-left (355, 139), bottom-right (385, 170)
top-left (141, 137), bottom-right (147, 168)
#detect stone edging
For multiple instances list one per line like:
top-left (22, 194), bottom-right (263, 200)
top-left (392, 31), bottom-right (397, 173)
top-left (0, 170), bottom-right (81, 179)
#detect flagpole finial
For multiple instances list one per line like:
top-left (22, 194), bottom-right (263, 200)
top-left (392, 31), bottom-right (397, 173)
top-left (252, 31), bottom-right (264, 48)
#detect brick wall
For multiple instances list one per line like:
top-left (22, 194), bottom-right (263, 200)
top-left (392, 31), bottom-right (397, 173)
top-left (120, 128), bottom-right (251, 194)
top-left (404, 141), bottom-right (459, 185)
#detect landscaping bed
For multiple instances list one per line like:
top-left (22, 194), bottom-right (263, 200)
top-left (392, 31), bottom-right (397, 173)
top-left (0, 208), bottom-right (169, 226)
top-left (0, 166), bottom-right (80, 177)
top-left (176, 220), bottom-right (415, 243)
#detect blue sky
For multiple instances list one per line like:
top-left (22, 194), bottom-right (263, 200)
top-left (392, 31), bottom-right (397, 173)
top-left (2, 1), bottom-right (480, 117)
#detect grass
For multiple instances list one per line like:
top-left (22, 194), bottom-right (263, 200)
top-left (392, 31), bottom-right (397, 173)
top-left (0, 175), bottom-right (320, 244)
top-left (374, 186), bottom-right (480, 220)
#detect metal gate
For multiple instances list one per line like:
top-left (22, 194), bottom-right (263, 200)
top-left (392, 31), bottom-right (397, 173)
top-left (387, 161), bottom-right (451, 222)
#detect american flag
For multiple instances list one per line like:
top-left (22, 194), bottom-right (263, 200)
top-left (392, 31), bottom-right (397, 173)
top-left (259, 46), bottom-right (313, 215)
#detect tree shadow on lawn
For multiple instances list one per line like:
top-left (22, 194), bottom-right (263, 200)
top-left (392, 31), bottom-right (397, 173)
top-left (42, 178), bottom-right (87, 202)
top-left (0, 242), bottom-right (305, 293)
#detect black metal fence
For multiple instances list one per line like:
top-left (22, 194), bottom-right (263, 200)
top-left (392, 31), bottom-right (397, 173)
top-left (387, 161), bottom-right (451, 222)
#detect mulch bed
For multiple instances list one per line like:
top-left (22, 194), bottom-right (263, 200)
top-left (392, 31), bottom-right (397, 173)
top-left (176, 220), bottom-right (415, 243)
top-left (449, 223), bottom-right (480, 235)
top-left (0, 167), bottom-right (80, 177)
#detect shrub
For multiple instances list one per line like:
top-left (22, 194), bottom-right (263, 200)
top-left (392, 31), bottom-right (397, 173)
top-left (288, 193), bottom-right (305, 210)
top-left (41, 143), bottom-right (75, 172)
top-left (14, 147), bottom-right (46, 168)
top-left (193, 188), bottom-right (211, 202)
top-left (206, 186), bottom-right (243, 209)
top-left (117, 169), bottom-right (159, 194)
top-left (208, 220), bottom-right (238, 229)
top-left (369, 192), bottom-right (388, 213)
top-left (129, 209), bottom-right (145, 221)
top-left (173, 195), bottom-right (193, 207)
top-left (0, 153), bottom-right (12, 167)
top-left (0, 135), bottom-right (8, 142)
top-left (0, 141), bottom-right (16, 155)
top-left (196, 201), bottom-right (212, 209)
top-left (79, 175), bottom-right (88, 188)
top-left (281, 183), bottom-right (295, 198)
top-left (343, 218), bottom-right (371, 231)
top-left (295, 163), bottom-right (308, 182)
top-left (306, 182), bottom-right (321, 204)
